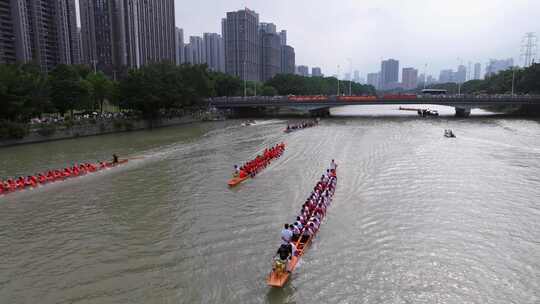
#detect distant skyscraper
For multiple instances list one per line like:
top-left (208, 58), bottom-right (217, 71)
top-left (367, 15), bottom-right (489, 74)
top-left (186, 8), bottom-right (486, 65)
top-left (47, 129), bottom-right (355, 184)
top-left (81, 0), bottom-right (175, 76)
top-left (426, 75), bottom-right (436, 84)
top-left (73, 27), bottom-right (82, 65)
top-left (312, 67), bottom-right (322, 77)
top-left (204, 33), bottom-right (225, 72)
top-left (353, 70), bottom-right (360, 82)
top-left (418, 73), bottom-right (426, 86)
top-left (259, 23), bottom-right (282, 81)
top-left (454, 65), bottom-right (467, 83)
top-left (402, 67), bottom-right (418, 89)
top-left (474, 63), bottom-right (482, 80)
top-left (297, 65), bottom-right (309, 77)
top-left (367, 73), bottom-right (380, 89)
top-left (176, 28), bottom-right (185, 64)
top-left (439, 69), bottom-right (454, 83)
top-left (222, 8), bottom-right (260, 81)
top-left (281, 45), bottom-right (295, 74)
top-left (1, 0), bottom-right (79, 71)
top-left (381, 59), bottom-right (399, 89)
top-left (279, 30), bottom-right (287, 45)
top-left (485, 58), bottom-right (514, 77)
top-left (184, 44), bottom-right (193, 64)
top-left (188, 36), bottom-right (205, 64)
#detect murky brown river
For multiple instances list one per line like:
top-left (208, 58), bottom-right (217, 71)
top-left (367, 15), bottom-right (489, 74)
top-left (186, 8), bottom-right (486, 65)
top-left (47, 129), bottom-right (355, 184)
top-left (1, 106), bottom-right (539, 303)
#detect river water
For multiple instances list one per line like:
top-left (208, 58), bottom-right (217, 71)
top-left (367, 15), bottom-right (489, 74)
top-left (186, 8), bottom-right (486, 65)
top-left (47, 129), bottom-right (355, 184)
top-left (0, 106), bottom-right (539, 304)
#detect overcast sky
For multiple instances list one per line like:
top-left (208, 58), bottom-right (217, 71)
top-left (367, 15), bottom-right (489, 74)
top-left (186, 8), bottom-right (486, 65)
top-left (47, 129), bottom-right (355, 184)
top-left (175, 0), bottom-right (539, 77)
top-left (77, 0), bottom-right (539, 78)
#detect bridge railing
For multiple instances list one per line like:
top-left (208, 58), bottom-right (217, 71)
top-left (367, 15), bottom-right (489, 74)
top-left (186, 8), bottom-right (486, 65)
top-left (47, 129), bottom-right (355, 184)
top-left (208, 94), bottom-right (540, 103)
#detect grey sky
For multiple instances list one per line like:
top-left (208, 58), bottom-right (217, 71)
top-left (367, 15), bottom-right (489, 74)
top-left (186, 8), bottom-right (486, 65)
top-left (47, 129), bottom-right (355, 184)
top-left (77, 0), bottom-right (540, 77)
top-left (176, 0), bottom-right (539, 77)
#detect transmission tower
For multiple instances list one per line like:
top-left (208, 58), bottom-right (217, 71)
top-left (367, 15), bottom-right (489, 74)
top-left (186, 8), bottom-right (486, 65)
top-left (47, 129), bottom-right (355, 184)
top-left (520, 32), bottom-right (537, 67)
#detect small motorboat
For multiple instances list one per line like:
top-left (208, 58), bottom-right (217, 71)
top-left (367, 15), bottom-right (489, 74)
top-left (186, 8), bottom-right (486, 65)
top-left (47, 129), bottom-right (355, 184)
top-left (418, 109), bottom-right (439, 117)
top-left (444, 129), bottom-right (456, 138)
top-left (241, 120), bottom-right (256, 127)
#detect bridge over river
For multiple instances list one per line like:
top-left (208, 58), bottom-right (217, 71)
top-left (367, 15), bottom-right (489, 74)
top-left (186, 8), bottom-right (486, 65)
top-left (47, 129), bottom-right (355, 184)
top-left (210, 95), bottom-right (540, 117)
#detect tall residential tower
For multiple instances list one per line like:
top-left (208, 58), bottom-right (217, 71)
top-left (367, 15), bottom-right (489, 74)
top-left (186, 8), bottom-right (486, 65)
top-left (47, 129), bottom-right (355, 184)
top-left (0, 0), bottom-right (79, 71)
top-left (380, 59), bottom-right (399, 89)
top-left (222, 8), bottom-right (260, 81)
top-left (80, 0), bottom-right (176, 76)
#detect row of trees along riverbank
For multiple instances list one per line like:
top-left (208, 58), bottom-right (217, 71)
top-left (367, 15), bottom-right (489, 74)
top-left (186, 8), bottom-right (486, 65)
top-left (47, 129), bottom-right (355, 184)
top-left (424, 63), bottom-right (540, 114)
top-left (0, 62), bottom-right (375, 139)
top-left (425, 63), bottom-right (540, 95)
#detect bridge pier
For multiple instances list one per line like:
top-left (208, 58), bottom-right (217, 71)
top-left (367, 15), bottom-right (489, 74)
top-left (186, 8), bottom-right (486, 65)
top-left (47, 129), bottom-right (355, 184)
top-left (309, 108), bottom-right (331, 118)
top-left (455, 107), bottom-right (471, 118)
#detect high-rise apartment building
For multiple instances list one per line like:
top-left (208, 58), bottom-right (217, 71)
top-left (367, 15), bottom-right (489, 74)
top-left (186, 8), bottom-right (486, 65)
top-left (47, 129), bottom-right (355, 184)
top-left (183, 44), bottom-right (193, 64)
top-left (281, 45), bottom-right (295, 74)
top-left (380, 59), bottom-right (399, 89)
top-left (454, 65), bottom-right (467, 83)
top-left (474, 63), bottom-right (481, 80)
top-left (367, 73), bottom-right (380, 89)
top-left (222, 8), bottom-right (260, 81)
top-left (402, 67), bottom-right (418, 89)
top-left (0, 0), bottom-right (79, 71)
top-left (312, 67), bottom-right (322, 77)
top-left (485, 58), bottom-right (513, 77)
top-left (297, 65), bottom-right (309, 77)
top-left (439, 69), bottom-right (454, 83)
top-left (204, 33), bottom-right (225, 72)
top-left (259, 23), bottom-right (282, 81)
top-left (418, 73), bottom-right (426, 86)
top-left (80, 0), bottom-right (175, 76)
top-left (279, 30), bottom-right (287, 45)
top-left (176, 28), bottom-right (185, 64)
top-left (353, 70), bottom-right (360, 82)
top-left (188, 36), bottom-right (205, 64)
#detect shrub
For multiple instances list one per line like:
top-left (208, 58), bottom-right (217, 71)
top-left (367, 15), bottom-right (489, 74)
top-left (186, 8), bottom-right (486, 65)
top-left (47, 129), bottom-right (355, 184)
top-left (37, 124), bottom-right (57, 137)
top-left (0, 121), bottom-right (29, 139)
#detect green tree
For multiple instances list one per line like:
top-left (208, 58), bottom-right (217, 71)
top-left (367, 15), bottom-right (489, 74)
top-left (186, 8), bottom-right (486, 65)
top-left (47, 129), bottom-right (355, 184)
top-left (119, 62), bottom-right (193, 119)
top-left (261, 85), bottom-right (278, 96)
top-left (266, 74), bottom-right (375, 96)
top-left (86, 72), bottom-right (113, 113)
top-left (49, 64), bottom-right (89, 117)
top-left (211, 72), bottom-right (242, 96)
top-left (0, 64), bottom-right (51, 122)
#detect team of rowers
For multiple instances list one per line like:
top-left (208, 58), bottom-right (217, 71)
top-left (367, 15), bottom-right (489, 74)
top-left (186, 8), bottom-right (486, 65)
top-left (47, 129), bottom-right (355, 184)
top-left (233, 143), bottom-right (285, 179)
top-left (273, 160), bottom-right (338, 272)
top-left (285, 120), bottom-right (319, 132)
top-left (0, 154), bottom-right (120, 195)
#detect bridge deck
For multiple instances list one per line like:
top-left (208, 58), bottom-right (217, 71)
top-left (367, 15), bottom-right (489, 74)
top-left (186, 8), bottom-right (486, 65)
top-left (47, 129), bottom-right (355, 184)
top-left (210, 96), bottom-right (540, 108)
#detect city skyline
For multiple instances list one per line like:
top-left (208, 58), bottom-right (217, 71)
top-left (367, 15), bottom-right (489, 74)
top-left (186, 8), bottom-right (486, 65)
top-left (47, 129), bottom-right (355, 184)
top-left (170, 0), bottom-right (539, 77)
top-left (69, 0), bottom-right (539, 79)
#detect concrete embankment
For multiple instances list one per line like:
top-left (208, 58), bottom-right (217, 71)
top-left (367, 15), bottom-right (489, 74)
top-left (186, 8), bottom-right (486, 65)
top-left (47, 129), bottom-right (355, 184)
top-left (0, 116), bottom-right (206, 147)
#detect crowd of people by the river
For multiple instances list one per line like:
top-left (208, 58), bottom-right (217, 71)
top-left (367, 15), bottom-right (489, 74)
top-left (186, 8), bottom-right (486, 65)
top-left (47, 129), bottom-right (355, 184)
top-left (285, 120), bottom-right (319, 133)
top-left (29, 112), bottom-right (131, 126)
top-left (0, 155), bottom-right (121, 195)
top-left (233, 143), bottom-right (285, 179)
top-left (273, 160), bottom-right (338, 272)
